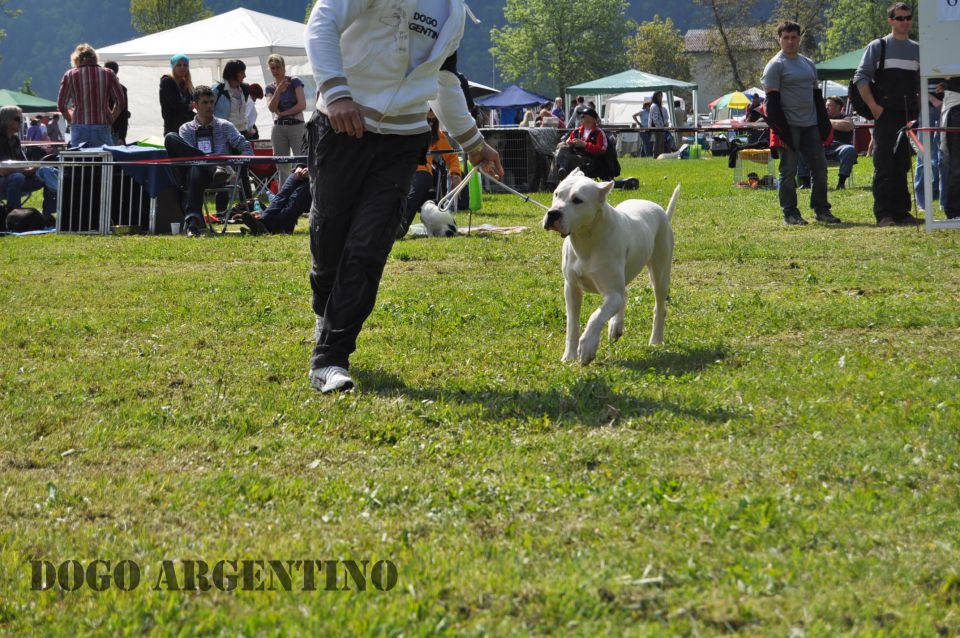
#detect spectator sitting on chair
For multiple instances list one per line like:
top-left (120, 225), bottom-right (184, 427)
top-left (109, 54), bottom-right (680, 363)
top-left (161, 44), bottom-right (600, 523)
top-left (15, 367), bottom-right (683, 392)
top-left (0, 106), bottom-right (59, 215)
top-left (797, 96), bottom-right (858, 190)
top-left (555, 105), bottom-right (609, 180)
top-left (164, 85), bottom-right (253, 237)
top-left (396, 110), bottom-right (463, 238)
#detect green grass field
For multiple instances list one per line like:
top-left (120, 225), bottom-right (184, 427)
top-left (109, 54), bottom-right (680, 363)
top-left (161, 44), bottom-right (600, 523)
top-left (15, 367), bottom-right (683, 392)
top-left (2, 156), bottom-right (959, 636)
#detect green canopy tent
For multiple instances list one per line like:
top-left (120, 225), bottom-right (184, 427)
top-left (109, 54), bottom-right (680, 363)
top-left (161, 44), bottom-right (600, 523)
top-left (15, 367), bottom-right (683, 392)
top-left (566, 69), bottom-right (699, 127)
top-left (815, 47), bottom-right (866, 81)
top-left (0, 89), bottom-right (58, 113)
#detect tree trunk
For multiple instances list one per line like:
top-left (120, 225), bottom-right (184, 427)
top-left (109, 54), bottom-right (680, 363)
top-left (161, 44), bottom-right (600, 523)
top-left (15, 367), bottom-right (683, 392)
top-left (711, 3), bottom-right (746, 91)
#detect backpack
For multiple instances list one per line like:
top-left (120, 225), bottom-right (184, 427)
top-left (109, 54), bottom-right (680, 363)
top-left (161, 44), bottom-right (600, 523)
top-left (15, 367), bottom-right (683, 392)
top-left (214, 81), bottom-right (250, 105)
top-left (848, 38), bottom-right (885, 120)
top-left (603, 135), bottom-right (621, 179)
top-left (3, 207), bottom-right (53, 232)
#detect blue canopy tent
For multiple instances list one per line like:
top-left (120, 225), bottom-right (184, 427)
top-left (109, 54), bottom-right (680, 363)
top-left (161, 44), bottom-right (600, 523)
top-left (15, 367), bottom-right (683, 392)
top-left (476, 84), bottom-right (551, 126)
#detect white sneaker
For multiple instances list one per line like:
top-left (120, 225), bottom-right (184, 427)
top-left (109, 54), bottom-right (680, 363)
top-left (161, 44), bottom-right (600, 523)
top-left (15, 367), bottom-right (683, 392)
top-left (309, 366), bottom-right (354, 394)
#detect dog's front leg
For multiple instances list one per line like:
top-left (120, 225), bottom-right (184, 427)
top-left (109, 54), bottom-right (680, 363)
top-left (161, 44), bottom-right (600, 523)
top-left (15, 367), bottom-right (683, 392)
top-left (608, 287), bottom-right (626, 343)
top-left (562, 280), bottom-right (583, 362)
top-left (578, 290), bottom-right (624, 365)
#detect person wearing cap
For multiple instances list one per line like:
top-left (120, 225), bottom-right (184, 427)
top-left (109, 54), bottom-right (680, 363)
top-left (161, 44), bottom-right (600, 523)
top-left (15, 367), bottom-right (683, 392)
top-left (160, 54), bottom-right (195, 135)
top-left (554, 105), bottom-right (609, 180)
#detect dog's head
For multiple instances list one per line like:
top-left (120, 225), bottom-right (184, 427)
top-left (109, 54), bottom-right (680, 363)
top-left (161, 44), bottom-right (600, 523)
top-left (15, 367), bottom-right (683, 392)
top-left (542, 168), bottom-right (615, 238)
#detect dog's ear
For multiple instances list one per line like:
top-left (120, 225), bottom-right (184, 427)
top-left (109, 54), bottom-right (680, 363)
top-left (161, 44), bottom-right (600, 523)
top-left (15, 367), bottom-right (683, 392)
top-left (570, 167), bottom-right (584, 178)
top-left (597, 181), bottom-right (614, 200)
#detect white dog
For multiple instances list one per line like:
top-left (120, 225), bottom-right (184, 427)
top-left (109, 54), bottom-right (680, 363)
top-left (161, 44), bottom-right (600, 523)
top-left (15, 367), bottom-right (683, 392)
top-left (542, 168), bottom-right (680, 364)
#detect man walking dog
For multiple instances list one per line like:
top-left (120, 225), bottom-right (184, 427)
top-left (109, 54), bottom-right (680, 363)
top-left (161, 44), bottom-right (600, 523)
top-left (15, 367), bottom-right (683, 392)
top-left (305, 0), bottom-right (502, 393)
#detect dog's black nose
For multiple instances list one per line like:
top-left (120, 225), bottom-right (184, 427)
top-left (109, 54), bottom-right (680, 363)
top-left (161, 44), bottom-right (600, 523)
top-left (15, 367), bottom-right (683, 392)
top-left (544, 209), bottom-right (561, 229)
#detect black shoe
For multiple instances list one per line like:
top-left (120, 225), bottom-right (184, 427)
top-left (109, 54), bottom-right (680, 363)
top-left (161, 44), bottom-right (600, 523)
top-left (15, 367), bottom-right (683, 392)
top-left (240, 211), bottom-right (268, 235)
top-left (837, 175), bottom-right (848, 189)
top-left (877, 217), bottom-right (896, 227)
top-left (211, 166), bottom-right (232, 188)
top-left (815, 211), bottom-right (842, 224)
top-left (185, 216), bottom-right (206, 237)
top-left (894, 214), bottom-right (922, 226)
top-left (784, 213), bottom-right (808, 226)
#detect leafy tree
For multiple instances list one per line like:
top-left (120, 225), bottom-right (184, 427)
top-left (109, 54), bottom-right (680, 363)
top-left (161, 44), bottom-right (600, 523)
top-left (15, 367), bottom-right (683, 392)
top-left (19, 76), bottom-right (36, 96)
top-left (819, 0), bottom-right (900, 59)
top-left (130, 0), bottom-right (212, 35)
top-left (771, 0), bottom-right (831, 58)
top-left (490, 0), bottom-right (635, 98)
top-left (0, 0), bottom-right (21, 65)
top-left (693, 0), bottom-right (760, 91)
top-left (627, 16), bottom-right (692, 81)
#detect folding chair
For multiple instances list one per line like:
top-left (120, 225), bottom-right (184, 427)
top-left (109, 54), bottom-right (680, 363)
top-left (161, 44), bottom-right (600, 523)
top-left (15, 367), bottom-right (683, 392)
top-left (249, 140), bottom-right (280, 204)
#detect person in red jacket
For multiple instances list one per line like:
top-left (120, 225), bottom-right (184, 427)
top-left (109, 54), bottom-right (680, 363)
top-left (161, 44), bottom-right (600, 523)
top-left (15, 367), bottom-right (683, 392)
top-left (555, 105), bottom-right (609, 180)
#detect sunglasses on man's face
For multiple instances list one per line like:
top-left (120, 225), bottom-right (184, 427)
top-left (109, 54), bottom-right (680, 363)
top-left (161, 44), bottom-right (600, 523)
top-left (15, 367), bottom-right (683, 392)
top-left (892, 15), bottom-right (912, 21)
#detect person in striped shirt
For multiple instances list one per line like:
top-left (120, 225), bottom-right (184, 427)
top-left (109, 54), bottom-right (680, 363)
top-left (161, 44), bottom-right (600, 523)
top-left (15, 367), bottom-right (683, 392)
top-left (56, 43), bottom-right (125, 148)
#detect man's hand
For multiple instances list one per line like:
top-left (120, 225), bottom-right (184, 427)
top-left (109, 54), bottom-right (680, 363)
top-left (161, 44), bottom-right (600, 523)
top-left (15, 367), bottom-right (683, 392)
top-left (869, 103), bottom-right (884, 120)
top-left (327, 98), bottom-right (365, 138)
top-left (292, 166), bottom-right (310, 180)
top-left (468, 143), bottom-right (503, 179)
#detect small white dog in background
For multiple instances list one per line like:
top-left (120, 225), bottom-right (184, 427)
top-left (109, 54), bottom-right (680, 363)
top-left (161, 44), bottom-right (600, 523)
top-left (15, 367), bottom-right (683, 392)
top-left (543, 168), bottom-right (680, 364)
top-left (420, 201), bottom-right (458, 237)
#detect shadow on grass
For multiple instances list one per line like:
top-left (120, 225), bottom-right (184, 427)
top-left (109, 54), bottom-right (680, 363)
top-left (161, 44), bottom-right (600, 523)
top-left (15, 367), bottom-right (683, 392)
top-left (610, 343), bottom-right (727, 374)
top-left (355, 345), bottom-right (737, 427)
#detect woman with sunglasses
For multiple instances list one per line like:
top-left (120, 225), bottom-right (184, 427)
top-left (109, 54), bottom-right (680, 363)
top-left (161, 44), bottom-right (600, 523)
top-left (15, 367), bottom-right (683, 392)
top-left (0, 106), bottom-right (59, 215)
top-left (852, 2), bottom-right (921, 226)
top-left (159, 54), bottom-right (195, 135)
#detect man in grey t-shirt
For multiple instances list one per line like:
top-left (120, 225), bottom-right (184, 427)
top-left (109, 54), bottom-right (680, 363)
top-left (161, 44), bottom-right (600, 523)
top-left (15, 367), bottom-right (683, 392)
top-left (762, 21), bottom-right (841, 225)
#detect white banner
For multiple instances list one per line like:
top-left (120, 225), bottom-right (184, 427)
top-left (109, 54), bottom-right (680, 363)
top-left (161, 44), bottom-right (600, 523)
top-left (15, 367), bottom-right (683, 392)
top-left (940, 0), bottom-right (960, 20)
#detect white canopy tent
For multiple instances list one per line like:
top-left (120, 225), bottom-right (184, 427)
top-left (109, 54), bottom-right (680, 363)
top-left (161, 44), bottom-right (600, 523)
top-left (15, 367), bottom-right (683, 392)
top-left (98, 8), bottom-right (315, 142)
top-left (603, 92), bottom-right (687, 126)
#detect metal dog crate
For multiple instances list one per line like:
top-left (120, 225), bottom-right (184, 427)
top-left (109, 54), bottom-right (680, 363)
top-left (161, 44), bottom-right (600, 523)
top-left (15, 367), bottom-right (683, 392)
top-left (733, 149), bottom-right (777, 189)
top-left (481, 128), bottom-right (562, 193)
top-left (56, 151), bottom-right (156, 234)
top-left (57, 151), bottom-right (113, 234)
top-left (110, 165), bottom-right (154, 232)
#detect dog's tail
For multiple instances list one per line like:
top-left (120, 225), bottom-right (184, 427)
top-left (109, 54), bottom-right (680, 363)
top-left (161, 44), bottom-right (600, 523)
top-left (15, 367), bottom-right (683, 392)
top-left (665, 184), bottom-right (680, 222)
